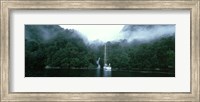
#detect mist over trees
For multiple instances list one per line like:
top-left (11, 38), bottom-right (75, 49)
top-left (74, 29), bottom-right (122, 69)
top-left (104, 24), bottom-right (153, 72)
top-left (25, 25), bottom-right (175, 75)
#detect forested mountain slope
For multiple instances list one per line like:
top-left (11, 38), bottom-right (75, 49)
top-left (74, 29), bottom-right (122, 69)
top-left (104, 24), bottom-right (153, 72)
top-left (25, 25), bottom-right (175, 72)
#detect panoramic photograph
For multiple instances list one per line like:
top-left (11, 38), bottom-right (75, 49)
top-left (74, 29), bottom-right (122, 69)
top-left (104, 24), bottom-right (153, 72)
top-left (25, 24), bottom-right (175, 77)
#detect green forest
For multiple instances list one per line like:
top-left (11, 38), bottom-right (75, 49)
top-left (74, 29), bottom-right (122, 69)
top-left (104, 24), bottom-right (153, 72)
top-left (25, 25), bottom-right (175, 77)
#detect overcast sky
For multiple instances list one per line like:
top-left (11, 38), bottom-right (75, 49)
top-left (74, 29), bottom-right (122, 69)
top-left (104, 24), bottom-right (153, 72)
top-left (59, 25), bottom-right (175, 43)
top-left (59, 25), bottom-right (124, 42)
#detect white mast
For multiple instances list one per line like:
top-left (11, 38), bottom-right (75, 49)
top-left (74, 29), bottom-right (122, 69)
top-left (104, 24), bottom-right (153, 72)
top-left (103, 43), bottom-right (111, 71)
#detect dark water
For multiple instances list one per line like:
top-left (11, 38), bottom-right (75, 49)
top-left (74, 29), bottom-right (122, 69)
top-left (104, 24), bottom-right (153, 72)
top-left (25, 68), bottom-right (175, 77)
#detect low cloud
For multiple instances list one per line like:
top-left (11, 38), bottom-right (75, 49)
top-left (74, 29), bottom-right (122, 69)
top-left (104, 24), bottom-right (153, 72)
top-left (121, 25), bottom-right (175, 42)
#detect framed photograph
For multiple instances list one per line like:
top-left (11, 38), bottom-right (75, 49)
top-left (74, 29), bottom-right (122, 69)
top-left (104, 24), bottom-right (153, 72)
top-left (1, 0), bottom-right (199, 101)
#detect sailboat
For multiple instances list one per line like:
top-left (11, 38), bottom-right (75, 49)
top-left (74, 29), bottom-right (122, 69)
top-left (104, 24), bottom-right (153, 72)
top-left (103, 44), bottom-right (112, 71)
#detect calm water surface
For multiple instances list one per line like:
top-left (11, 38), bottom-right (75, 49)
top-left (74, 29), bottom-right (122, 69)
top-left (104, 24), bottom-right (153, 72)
top-left (25, 68), bottom-right (174, 77)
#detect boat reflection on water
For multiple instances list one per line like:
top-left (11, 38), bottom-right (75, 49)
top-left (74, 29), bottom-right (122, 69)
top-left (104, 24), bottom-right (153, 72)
top-left (103, 68), bottom-right (112, 77)
top-left (95, 67), bottom-right (112, 77)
